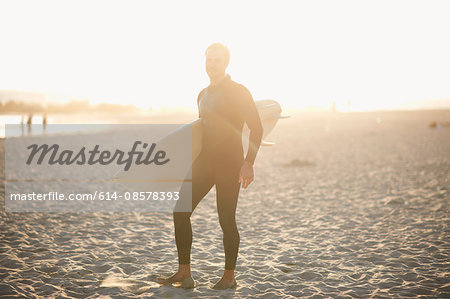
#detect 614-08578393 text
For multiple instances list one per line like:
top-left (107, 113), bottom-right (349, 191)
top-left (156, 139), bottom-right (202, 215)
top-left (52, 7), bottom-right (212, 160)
top-left (8, 191), bottom-right (180, 201)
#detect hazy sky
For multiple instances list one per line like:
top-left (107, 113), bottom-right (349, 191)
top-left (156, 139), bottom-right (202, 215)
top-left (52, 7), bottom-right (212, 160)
top-left (1, 0), bottom-right (449, 111)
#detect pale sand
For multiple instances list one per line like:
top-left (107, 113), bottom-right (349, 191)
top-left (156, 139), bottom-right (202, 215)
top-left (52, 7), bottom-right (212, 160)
top-left (1, 110), bottom-right (449, 298)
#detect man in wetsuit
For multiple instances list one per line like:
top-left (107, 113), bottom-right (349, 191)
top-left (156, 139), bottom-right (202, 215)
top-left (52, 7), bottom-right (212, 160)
top-left (157, 43), bottom-right (263, 289)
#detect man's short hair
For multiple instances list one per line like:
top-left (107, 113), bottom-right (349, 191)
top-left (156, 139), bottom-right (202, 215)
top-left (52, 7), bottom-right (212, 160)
top-left (205, 43), bottom-right (230, 66)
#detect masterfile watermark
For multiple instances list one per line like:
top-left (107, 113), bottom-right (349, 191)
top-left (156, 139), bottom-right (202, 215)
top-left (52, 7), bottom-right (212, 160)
top-left (26, 141), bottom-right (170, 171)
top-left (5, 124), bottom-right (193, 212)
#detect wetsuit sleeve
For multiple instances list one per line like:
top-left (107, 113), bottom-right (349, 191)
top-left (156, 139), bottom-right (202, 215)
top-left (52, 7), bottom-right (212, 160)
top-left (197, 89), bottom-right (206, 118)
top-left (240, 86), bottom-right (263, 165)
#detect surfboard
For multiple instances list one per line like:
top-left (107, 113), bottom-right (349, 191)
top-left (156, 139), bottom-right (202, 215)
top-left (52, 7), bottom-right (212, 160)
top-left (114, 100), bottom-right (287, 186)
top-left (243, 99), bottom-right (289, 151)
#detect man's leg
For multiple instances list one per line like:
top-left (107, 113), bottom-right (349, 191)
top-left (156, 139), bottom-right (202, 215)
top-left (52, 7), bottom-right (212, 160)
top-left (158, 154), bottom-right (214, 286)
top-left (213, 159), bottom-right (241, 289)
top-left (174, 156), bottom-right (214, 266)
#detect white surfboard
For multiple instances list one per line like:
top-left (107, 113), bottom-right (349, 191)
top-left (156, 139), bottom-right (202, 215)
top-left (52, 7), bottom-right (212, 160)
top-left (114, 100), bottom-right (287, 186)
top-left (243, 99), bottom-right (289, 151)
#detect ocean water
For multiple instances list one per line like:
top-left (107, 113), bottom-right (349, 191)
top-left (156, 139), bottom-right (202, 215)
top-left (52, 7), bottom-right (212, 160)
top-left (0, 112), bottom-right (197, 138)
top-left (0, 114), bottom-right (106, 138)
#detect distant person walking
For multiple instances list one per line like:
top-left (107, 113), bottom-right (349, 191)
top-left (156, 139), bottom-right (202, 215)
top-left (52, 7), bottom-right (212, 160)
top-left (26, 113), bottom-right (33, 134)
top-left (43, 113), bottom-right (47, 134)
top-left (157, 43), bottom-right (263, 289)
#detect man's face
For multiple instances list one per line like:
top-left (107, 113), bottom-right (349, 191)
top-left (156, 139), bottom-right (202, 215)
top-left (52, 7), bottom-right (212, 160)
top-left (205, 48), bottom-right (227, 80)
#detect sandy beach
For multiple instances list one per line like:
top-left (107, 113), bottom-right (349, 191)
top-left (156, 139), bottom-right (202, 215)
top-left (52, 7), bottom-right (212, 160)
top-left (1, 110), bottom-right (449, 298)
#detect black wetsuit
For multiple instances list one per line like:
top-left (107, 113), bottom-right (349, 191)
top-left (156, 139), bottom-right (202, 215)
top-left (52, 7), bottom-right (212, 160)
top-left (174, 75), bottom-right (263, 270)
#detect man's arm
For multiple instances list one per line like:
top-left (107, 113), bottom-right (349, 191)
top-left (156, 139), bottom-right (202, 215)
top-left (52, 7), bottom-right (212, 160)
top-left (240, 86), bottom-right (263, 165)
top-left (239, 85), bottom-right (263, 189)
top-left (197, 89), bottom-right (206, 118)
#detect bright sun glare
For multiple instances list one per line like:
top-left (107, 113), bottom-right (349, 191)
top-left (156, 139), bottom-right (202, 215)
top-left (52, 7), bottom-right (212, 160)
top-left (1, 0), bottom-right (449, 112)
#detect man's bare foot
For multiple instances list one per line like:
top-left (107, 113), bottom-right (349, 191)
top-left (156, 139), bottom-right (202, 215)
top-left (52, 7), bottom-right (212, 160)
top-left (157, 272), bottom-right (189, 285)
top-left (172, 276), bottom-right (196, 289)
top-left (157, 273), bottom-right (196, 289)
top-left (212, 277), bottom-right (237, 290)
top-left (157, 264), bottom-right (194, 288)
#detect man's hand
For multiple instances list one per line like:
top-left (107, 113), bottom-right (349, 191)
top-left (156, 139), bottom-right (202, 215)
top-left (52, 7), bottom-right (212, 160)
top-left (239, 161), bottom-right (254, 189)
